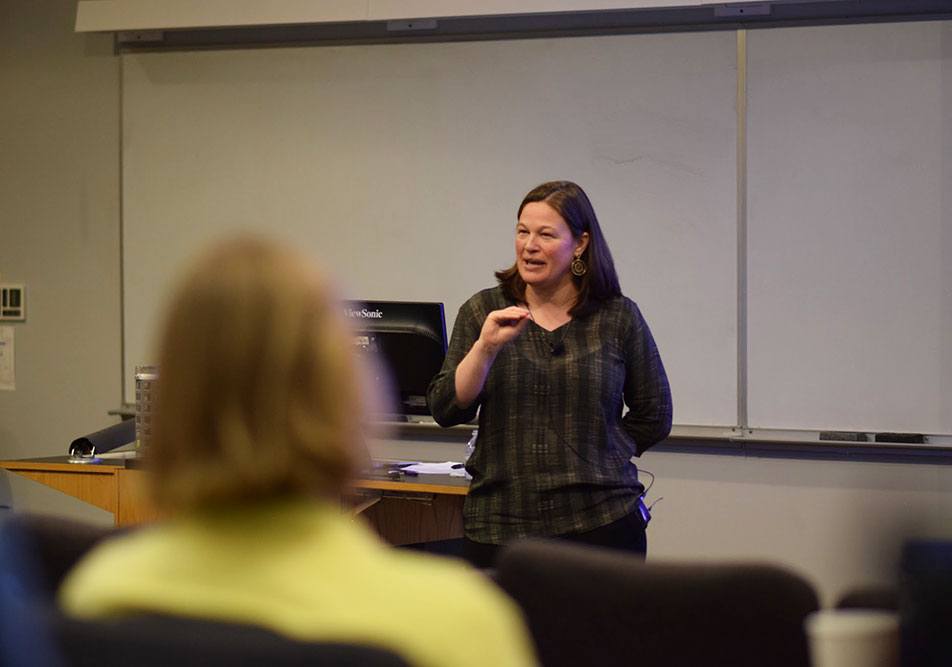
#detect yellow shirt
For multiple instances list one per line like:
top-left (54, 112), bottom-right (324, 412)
top-left (59, 498), bottom-right (537, 667)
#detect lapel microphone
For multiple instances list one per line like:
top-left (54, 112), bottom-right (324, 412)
top-left (545, 326), bottom-right (568, 355)
top-left (530, 309), bottom-right (570, 356)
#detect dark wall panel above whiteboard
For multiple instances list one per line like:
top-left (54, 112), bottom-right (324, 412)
top-left (120, 31), bottom-right (738, 425)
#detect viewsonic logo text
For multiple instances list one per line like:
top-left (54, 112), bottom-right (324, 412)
top-left (344, 308), bottom-right (384, 319)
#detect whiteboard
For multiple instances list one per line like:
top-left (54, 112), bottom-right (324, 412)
top-left (120, 31), bottom-right (739, 425)
top-left (747, 21), bottom-right (952, 435)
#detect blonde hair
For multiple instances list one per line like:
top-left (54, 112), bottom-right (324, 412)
top-left (147, 237), bottom-right (366, 512)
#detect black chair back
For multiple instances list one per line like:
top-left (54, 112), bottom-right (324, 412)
top-left (495, 538), bottom-right (819, 667)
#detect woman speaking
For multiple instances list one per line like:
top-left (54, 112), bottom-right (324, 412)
top-left (427, 181), bottom-right (672, 568)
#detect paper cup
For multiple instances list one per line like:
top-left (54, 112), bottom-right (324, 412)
top-left (805, 609), bottom-right (899, 667)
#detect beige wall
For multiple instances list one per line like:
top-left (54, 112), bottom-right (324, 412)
top-left (1, 0), bottom-right (951, 607)
top-left (0, 0), bottom-right (119, 524)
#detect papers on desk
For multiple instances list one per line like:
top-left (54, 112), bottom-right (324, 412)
top-left (403, 461), bottom-right (468, 477)
top-left (370, 460), bottom-right (471, 480)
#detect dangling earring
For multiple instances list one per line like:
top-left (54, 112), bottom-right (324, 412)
top-left (570, 252), bottom-right (587, 277)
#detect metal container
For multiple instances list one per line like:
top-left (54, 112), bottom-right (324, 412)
top-left (134, 365), bottom-right (158, 452)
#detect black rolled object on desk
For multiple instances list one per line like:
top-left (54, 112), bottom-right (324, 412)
top-left (68, 419), bottom-right (135, 458)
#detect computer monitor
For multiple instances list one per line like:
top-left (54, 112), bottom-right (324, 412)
top-left (343, 300), bottom-right (447, 420)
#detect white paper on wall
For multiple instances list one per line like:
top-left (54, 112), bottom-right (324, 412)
top-left (0, 326), bottom-right (15, 390)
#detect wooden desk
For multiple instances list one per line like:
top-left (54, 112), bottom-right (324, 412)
top-left (0, 457), bottom-right (467, 545)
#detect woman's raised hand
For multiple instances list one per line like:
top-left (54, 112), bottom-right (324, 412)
top-left (453, 306), bottom-right (532, 409)
top-left (478, 306), bottom-right (532, 354)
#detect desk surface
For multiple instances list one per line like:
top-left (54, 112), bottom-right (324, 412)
top-left (0, 456), bottom-right (470, 496)
top-left (0, 456), bottom-right (469, 543)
